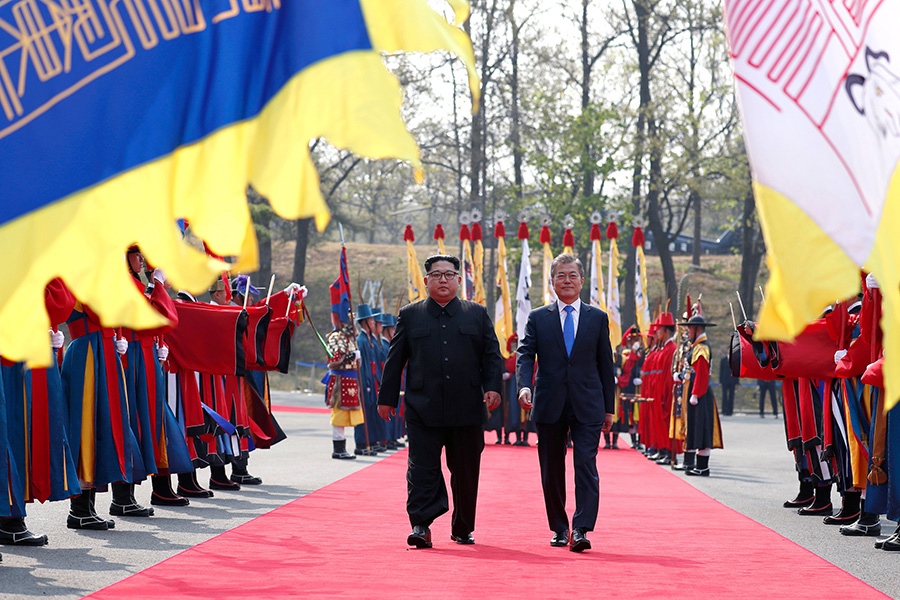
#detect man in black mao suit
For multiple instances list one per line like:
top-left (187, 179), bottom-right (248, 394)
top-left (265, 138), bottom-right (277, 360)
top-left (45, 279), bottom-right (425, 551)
top-left (378, 255), bottom-right (502, 549)
top-left (516, 253), bottom-right (616, 552)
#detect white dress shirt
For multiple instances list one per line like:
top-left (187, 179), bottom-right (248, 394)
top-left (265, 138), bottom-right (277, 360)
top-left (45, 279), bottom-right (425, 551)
top-left (520, 299), bottom-right (582, 399)
top-left (558, 298), bottom-right (581, 334)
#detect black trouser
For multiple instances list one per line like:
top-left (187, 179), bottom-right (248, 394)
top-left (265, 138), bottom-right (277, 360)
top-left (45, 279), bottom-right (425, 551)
top-left (536, 400), bottom-right (602, 533)
top-left (759, 385), bottom-right (779, 416)
top-left (721, 384), bottom-right (736, 416)
top-left (405, 419), bottom-right (484, 536)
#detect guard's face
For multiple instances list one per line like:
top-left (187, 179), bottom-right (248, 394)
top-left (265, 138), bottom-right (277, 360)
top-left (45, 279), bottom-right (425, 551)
top-left (127, 251), bottom-right (144, 274)
top-left (211, 289), bottom-right (228, 305)
top-left (552, 262), bottom-right (583, 304)
top-left (688, 325), bottom-right (701, 341)
top-left (425, 260), bottom-right (460, 304)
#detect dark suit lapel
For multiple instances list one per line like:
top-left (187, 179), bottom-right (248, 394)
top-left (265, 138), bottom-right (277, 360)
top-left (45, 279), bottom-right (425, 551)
top-left (547, 302), bottom-right (566, 356)
top-left (571, 303), bottom-right (592, 356)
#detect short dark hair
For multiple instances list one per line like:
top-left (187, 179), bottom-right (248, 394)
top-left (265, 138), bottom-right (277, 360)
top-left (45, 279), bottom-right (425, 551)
top-left (550, 253), bottom-right (584, 277)
top-left (424, 255), bottom-right (460, 272)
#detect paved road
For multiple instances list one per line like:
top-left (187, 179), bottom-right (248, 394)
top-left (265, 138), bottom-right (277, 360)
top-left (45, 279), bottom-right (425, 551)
top-left (0, 393), bottom-right (896, 598)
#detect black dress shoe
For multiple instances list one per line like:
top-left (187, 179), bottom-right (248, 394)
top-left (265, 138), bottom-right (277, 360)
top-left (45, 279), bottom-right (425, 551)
top-left (879, 533), bottom-right (900, 551)
top-left (109, 502), bottom-right (154, 517)
top-left (570, 527), bottom-right (591, 552)
top-left (797, 503), bottom-right (832, 516)
top-left (550, 530), bottom-right (569, 547)
top-left (685, 467), bottom-right (709, 477)
top-left (407, 525), bottom-right (432, 549)
top-left (840, 521), bottom-right (881, 536)
top-left (451, 532), bottom-right (475, 545)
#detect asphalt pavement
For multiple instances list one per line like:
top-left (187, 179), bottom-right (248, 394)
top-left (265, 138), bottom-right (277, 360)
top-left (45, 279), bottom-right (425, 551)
top-left (0, 393), bottom-right (896, 599)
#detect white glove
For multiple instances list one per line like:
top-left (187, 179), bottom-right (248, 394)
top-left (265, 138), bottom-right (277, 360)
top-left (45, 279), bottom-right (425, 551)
top-left (284, 283), bottom-right (308, 299)
top-left (152, 268), bottom-right (166, 286)
top-left (114, 337), bottom-right (128, 355)
top-left (157, 344), bottom-right (169, 362)
top-left (834, 349), bottom-right (848, 365)
top-left (866, 273), bottom-right (879, 290)
top-left (689, 394), bottom-right (699, 406)
top-left (673, 372), bottom-right (682, 383)
top-left (632, 341), bottom-right (641, 352)
top-left (633, 377), bottom-right (642, 386)
top-left (354, 350), bottom-right (361, 360)
top-left (502, 372), bottom-right (511, 380)
top-left (49, 329), bottom-right (65, 349)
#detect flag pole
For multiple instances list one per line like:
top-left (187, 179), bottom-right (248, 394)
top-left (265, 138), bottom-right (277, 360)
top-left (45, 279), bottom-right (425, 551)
top-left (339, 222), bottom-right (372, 451)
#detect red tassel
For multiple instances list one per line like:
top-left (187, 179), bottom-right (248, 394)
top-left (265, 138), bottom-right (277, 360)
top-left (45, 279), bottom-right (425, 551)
top-left (606, 222), bottom-right (618, 239)
top-left (539, 225), bottom-right (552, 245)
top-left (433, 224), bottom-right (445, 240)
top-left (686, 294), bottom-right (693, 319)
top-left (517, 222), bottom-right (530, 240)
top-left (590, 224), bottom-right (602, 241)
top-left (632, 227), bottom-right (645, 247)
top-left (563, 229), bottom-right (574, 247)
top-left (459, 224), bottom-right (471, 241)
top-left (403, 225), bottom-right (415, 242)
top-left (471, 222), bottom-right (483, 241)
top-left (494, 221), bottom-right (506, 238)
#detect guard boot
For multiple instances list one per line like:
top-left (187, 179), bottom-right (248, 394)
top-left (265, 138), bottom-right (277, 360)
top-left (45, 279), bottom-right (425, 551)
top-left (783, 478), bottom-right (815, 508)
top-left (67, 489), bottom-right (114, 530)
top-left (110, 481), bottom-right (154, 517)
top-left (825, 490), bottom-right (861, 525)
top-left (177, 470), bottom-right (214, 498)
top-left (210, 465), bottom-right (241, 490)
top-left (231, 457), bottom-right (262, 485)
top-left (0, 517), bottom-right (48, 546)
top-left (332, 440), bottom-right (356, 460)
top-left (798, 483), bottom-right (833, 516)
top-left (674, 451), bottom-right (695, 471)
top-left (150, 475), bottom-right (190, 506)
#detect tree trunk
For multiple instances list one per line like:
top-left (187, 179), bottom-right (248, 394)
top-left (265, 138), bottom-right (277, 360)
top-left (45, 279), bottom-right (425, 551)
top-left (292, 218), bottom-right (312, 285)
top-left (580, 0), bottom-right (594, 202)
top-left (738, 184), bottom-right (765, 320)
top-left (690, 189), bottom-right (702, 266)
top-left (646, 117), bottom-right (677, 307)
top-left (623, 0), bottom-right (652, 330)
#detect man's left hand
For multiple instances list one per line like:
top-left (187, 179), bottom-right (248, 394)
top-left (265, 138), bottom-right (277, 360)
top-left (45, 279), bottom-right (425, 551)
top-left (601, 413), bottom-right (614, 432)
top-left (484, 391), bottom-right (501, 411)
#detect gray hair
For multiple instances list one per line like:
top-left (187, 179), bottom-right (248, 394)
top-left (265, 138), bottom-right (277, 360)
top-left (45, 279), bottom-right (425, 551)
top-left (550, 253), bottom-right (584, 277)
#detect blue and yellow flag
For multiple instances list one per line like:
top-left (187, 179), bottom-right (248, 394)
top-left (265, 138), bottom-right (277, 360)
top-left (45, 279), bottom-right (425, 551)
top-left (0, 0), bottom-right (478, 367)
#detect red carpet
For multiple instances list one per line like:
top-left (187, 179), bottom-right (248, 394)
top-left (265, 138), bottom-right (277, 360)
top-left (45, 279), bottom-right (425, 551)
top-left (88, 440), bottom-right (887, 599)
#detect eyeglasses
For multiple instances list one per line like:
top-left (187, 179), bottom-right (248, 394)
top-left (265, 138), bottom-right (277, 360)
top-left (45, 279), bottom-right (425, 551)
top-left (428, 271), bottom-right (459, 281)
top-left (553, 272), bottom-right (582, 281)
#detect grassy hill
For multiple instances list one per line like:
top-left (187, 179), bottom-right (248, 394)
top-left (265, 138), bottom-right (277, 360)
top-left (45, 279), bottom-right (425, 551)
top-left (271, 240), bottom-right (768, 413)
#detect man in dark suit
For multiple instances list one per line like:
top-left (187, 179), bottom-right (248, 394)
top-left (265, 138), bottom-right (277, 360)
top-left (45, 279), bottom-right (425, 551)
top-left (378, 255), bottom-right (502, 549)
top-left (517, 253), bottom-right (616, 552)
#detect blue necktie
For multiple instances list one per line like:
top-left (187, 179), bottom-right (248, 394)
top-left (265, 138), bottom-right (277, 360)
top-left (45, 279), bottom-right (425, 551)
top-left (563, 305), bottom-right (575, 357)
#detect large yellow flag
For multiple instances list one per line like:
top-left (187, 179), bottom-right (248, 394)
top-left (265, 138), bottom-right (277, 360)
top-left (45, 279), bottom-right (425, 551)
top-left (472, 222), bottom-right (486, 305)
top-left (0, 0), bottom-right (479, 368)
top-left (723, 1), bottom-right (900, 406)
top-left (404, 226), bottom-right (428, 303)
top-left (540, 225), bottom-right (556, 305)
top-left (633, 227), bottom-right (651, 334)
top-left (589, 223), bottom-right (606, 312)
top-left (607, 223), bottom-right (622, 350)
top-left (493, 222), bottom-right (514, 358)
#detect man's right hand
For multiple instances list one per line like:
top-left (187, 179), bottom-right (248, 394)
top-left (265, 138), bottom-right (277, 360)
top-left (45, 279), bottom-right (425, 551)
top-left (377, 405), bottom-right (395, 421)
top-left (518, 388), bottom-right (533, 410)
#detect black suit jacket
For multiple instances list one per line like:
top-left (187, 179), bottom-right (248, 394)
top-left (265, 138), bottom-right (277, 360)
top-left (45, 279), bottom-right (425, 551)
top-left (378, 297), bottom-right (503, 428)
top-left (516, 301), bottom-right (616, 424)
